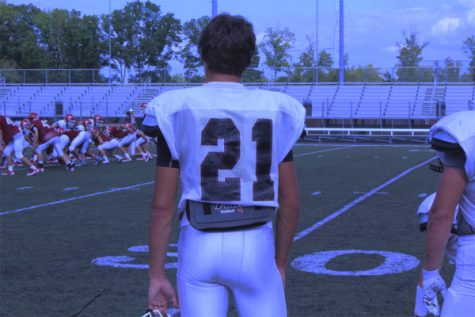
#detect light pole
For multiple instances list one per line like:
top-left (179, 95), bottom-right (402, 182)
top-left (212, 0), bottom-right (217, 17)
top-left (315, 0), bottom-right (319, 84)
top-left (108, 0), bottom-right (112, 84)
top-left (338, 0), bottom-right (344, 85)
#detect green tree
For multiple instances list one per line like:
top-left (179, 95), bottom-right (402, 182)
top-left (180, 16), bottom-right (209, 82)
top-left (395, 32), bottom-right (429, 82)
top-left (259, 27), bottom-right (296, 81)
top-left (0, 3), bottom-right (51, 71)
top-left (435, 57), bottom-right (462, 83)
top-left (462, 35), bottom-right (475, 81)
top-left (103, 0), bottom-right (181, 83)
top-left (290, 38), bottom-right (315, 83)
top-left (39, 9), bottom-right (106, 82)
top-left (242, 48), bottom-right (266, 82)
top-left (345, 64), bottom-right (383, 82)
top-left (317, 50), bottom-right (338, 82)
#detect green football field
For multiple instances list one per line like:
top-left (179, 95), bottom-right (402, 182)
top-left (0, 144), bottom-right (453, 317)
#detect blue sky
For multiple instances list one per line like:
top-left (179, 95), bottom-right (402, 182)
top-left (7, 0), bottom-right (475, 69)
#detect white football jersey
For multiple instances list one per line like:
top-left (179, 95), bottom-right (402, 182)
top-left (55, 119), bottom-right (67, 129)
top-left (429, 111), bottom-right (475, 227)
top-left (145, 82), bottom-right (305, 209)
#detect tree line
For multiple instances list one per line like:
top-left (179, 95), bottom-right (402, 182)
top-left (1, 1), bottom-right (474, 83)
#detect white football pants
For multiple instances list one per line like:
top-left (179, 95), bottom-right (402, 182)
top-left (54, 135), bottom-right (70, 157)
top-left (441, 235), bottom-right (475, 317)
top-left (36, 136), bottom-right (62, 155)
top-left (68, 131), bottom-right (90, 154)
top-left (119, 133), bottom-right (136, 147)
top-left (177, 217), bottom-right (286, 317)
top-left (97, 139), bottom-right (120, 151)
top-left (3, 132), bottom-right (25, 160)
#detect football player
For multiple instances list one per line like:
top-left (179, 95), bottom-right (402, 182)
top-left (145, 14), bottom-right (305, 317)
top-left (421, 110), bottom-right (475, 316)
top-left (67, 118), bottom-right (93, 166)
top-left (29, 112), bottom-right (75, 172)
top-left (0, 115), bottom-right (39, 176)
top-left (94, 125), bottom-right (128, 164)
top-left (134, 129), bottom-right (153, 162)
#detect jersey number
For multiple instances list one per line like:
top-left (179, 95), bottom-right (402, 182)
top-left (200, 118), bottom-right (274, 202)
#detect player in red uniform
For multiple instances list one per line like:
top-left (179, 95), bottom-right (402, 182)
top-left (0, 115), bottom-right (39, 176)
top-left (29, 113), bottom-right (75, 172)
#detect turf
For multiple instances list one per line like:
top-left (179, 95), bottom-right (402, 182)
top-left (0, 144), bottom-right (452, 317)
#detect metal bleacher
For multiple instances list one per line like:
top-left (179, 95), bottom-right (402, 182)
top-left (1, 83), bottom-right (473, 120)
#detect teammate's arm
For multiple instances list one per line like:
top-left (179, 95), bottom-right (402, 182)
top-left (275, 160), bottom-right (300, 286)
top-left (424, 166), bottom-right (466, 270)
top-left (148, 165), bottom-right (180, 314)
top-left (31, 127), bottom-right (39, 149)
top-left (0, 129), bottom-right (4, 157)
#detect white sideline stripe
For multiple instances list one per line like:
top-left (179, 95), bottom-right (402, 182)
top-left (294, 147), bottom-right (348, 158)
top-left (296, 143), bottom-right (430, 148)
top-left (293, 156), bottom-right (437, 242)
top-left (1, 148), bottom-right (335, 217)
top-left (0, 181), bottom-right (154, 216)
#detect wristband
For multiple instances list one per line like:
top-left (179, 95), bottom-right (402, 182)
top-left (422, 268), bottom-right (440, 279)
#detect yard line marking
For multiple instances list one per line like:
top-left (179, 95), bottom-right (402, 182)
top-left (311, 191), bottom-right (322, 196)
top-left (64, 187), bottom-right (79, 191)
top-left (294, 147), bottom-right (348, 158)
top-left (353, 191), bottom-right (388, 195)
top-left (16, 186), bottom-right (33, 190)
top-left (0, 181), bottom-right (154, 216)
top-left (418, 193), bottom-right (428, 198)
top-left (294, 156), bottom-right (437, 242)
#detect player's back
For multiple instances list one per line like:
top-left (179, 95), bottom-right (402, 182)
top-left (146, 82), bottom-right (305, 209)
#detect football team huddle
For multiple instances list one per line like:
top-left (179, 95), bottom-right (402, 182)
top-left (0, 112), bottom-right (153, 176)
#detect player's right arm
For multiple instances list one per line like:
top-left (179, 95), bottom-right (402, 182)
top-left (275, 160), bottom-right (300, 287)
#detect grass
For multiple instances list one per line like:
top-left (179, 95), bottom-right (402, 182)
top-left (0, 144), bottom-right (452, 317)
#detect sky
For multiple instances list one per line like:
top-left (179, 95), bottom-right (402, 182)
top-left (6, 0), bottom-right (475, 70)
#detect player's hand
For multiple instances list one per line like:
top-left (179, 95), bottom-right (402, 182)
top-left (148, 276), bottom-right (178, 316)
top-left (422, 268), bottom-right (446, 316)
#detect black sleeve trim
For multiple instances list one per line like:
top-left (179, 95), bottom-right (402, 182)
top-left (142, 124), bottom-right (160, 138)
top-left (155, 126), bottom-right (179, 169)
top-left (282, 150), bottom-right (293, 163)
top-left (431, 138), bottom-right (464, 154)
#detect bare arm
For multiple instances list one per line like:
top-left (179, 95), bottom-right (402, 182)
top-left (148, 166), bottom-right (180, 313)
top-left (424, 166), bottom-right (467, 270)
top-left (0, 129), bottom-right (4, 156)
top-left (31, 128), bottom-right (38, 149)
top-left (275, 161), bottom-right (300, 285)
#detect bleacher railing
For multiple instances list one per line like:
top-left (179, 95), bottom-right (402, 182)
top-left (1, 66), bottom-right (473, 84)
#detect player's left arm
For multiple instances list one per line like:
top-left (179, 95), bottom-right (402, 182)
top-left (275, 160), bottom-right (300, 286)
top-left (424, 166), bottom-right (467, 270)
top-left (148, 166), bottom-right (180, 314)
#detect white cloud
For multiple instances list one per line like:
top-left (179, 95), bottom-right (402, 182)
top-left (431, 17), bottom-right (464, 35)
top-left (256, 32), bottom-right (266, 45)
top-left (458, 0), bottom-right (475, 7)
top-left (383, 45), bottom-right (399, 53)
top-left (467, 8), bottom-right (475, 25)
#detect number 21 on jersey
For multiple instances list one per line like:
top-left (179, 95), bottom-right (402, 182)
top-left (200, 118), bottom-right (274, 202)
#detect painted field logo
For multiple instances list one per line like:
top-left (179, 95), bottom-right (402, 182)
top-left (91, 244), bottom-right (178, 269)
top-left (291, 249), bottom-right (419, 276)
